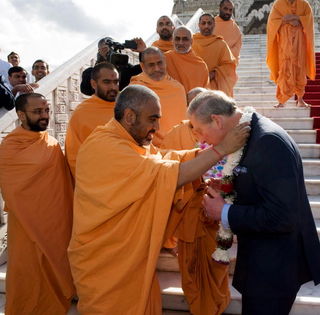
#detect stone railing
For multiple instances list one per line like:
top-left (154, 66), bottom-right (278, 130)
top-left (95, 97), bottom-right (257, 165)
top-left (0, 38), bottom-right (139, 149)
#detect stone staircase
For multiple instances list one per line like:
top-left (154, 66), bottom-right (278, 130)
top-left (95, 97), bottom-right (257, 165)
top-left (0, 24), bottom-right (319, 315)
top-left (158, 33), bottom-right (320, 315)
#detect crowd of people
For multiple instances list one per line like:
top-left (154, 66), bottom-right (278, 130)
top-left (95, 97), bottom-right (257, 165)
top-left (0, 1), bottom-right (320, 315)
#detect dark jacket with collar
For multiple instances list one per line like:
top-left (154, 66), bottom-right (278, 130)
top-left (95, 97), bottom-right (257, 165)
top-left (229, 112), bottom-right (320, 297)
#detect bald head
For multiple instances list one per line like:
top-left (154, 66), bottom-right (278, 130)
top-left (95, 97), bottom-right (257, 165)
top-left (114, 85), bottom-right (161, 146)
top-left (157, 15), bottom-right (175, 41)
top-left (187, 87), bottom-right (208, 105)
top-left (140, 47), bottom-right (167, 81)
top-left (173, 26), bottom-right (193, 54)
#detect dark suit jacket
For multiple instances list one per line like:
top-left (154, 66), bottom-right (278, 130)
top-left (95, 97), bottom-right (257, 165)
top-left (229, 112), bottom-right (320, 297)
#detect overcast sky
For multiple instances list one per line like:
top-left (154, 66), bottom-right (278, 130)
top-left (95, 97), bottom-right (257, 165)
top-left (0, 0), bottom-right (173, 70)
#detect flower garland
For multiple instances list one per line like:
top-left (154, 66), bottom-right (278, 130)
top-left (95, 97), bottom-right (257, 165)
top-left (197, 107), bottom-right (255, 264)
top-left (211, 106), bottom-right (254, 264)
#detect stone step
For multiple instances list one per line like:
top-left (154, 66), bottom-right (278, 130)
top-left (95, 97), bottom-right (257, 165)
top-left (237, 100), bottom-right (298, 107)
top-left (297, 144), bottom-right (320, 159)
top-left (235, 80), bottom-right (275, 87)
top-left (303, 159), bottom-right (320, 176)
top-left (310, 196), bottom-right (320, 219)
top-left (159, 272), bottom-right (320, 315)
top-left (251, 107), bottom-right (311, 118)
top-left (235, 93), bottom-right (283, 102)
top-left (305, 177), bottom-right (320, 195)
top-left (234, 86), bottom-right (276, 95)
top-left (271, 118), bottom-right (313, 130)
top-left (287, 130), bottom-right (316, 144)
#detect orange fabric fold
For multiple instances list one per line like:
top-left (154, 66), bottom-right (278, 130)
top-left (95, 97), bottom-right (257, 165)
top-left (161, 124), bottom-right (230, 315)
top-left (213, 16), bottom-right (242, 64)
top-left (0, 127), bottom-right (75, 315)
top-left (65, 95), bottom-right (115, 177)
top-left (193, 33), bottom-right (237, 96)
top-left (267, 0), bottom-right (315, 103)
top-left (68, 118), bottom-right (196, 315)
top-left (165, 50), bottom-right (210, 93)
top-left (130, 72), bottom-right (187, 146)
top-left (152, 39), bottom-right (174, 53)
top-left (161, 120), bottom-right (197, 151)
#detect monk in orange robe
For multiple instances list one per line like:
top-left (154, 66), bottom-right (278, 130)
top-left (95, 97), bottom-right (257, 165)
top-left (193, 13), bottom-right (237, 97)
top-left (68, 85), bottom-right (249, 315)
top-left (152, 15), bottom-right (174, 53)
top-left (165, 26), bottom-right (210, 93)
top-left (65, 62), bottom-right (119, 177)
top-left (130, 47), bottom-right (187, 146)
top-left (213, 0), bottom-right (242, 64)
top-left (0, 93), bottom-right (75, 315)
top-left (162, 87), bottom-right (230, 315)
top-left (267, 0), bottom-right (315, 107)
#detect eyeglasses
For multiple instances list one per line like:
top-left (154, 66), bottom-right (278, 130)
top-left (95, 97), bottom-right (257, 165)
top-left (24, 108), bottom-right (51, 115)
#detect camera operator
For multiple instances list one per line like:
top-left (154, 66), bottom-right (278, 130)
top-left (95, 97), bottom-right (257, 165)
top-left (80, 37), bottom-right (145, 95)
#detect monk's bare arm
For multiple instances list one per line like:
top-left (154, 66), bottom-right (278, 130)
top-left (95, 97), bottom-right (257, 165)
top-left (176, 122), bottom-right (250, 188)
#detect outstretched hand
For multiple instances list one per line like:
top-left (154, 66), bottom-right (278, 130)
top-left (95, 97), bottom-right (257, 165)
top-left (216, 122), bottom-right (250, 156)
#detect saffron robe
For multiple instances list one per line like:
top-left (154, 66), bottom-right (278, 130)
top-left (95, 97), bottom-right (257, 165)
top-left (213, 16), bottom-right (242, 64)
top-left (0, 127), bottom-right (75, 315)
top-left (165, 49), bottom-right (210, 93)
top-left (130, 72), bottom-right (187, 146)
top-left (193, 33), bottom-right (237, 97)
top-left (68, 118), bottom-right (196, 315)
top-left (152, 39), bottom-right (174, 53)
top-left (267, 0), bottom-right (315, 103)
top-left (65, 95), bottom-right (115, 177)
top-left (161, 121), bottom-right (230, 315)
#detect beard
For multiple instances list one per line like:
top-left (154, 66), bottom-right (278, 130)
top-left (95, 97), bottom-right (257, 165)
top-left (96, 86), bottom-right (118, 102)
top-left (129, 120), bottom-right (156, 146)
top-left (159, 29), bottom-right (172, 41)
top-left (220, 13), bottom-right (232, 21)
top-left (26, 116), bottom-right (48, 131)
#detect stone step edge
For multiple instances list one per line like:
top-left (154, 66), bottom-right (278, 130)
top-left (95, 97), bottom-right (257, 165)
top-left (159, 272), bottom-right (320, 313)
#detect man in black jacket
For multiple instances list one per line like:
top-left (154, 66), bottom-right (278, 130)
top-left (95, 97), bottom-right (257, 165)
top-left (188, 90), bottom-right (320, 315)
top-left (0, 75), bottom-right (15, 111)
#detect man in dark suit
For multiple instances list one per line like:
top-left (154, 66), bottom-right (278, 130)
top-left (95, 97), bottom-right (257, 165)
top-left (188, 90), bottom-right (320, 315)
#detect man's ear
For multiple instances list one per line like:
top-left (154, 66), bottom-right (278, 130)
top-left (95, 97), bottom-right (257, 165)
top-left (90, 79), bottom-right (97, 91)
top-left (17, 110), bottom-right (26, 123)
top-left (123, 108), bottom-right (136, 126)
top-left (211, 114), bottom-right (223, 129)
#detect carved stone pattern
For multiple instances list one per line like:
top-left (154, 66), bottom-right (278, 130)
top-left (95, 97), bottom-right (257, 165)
top-left (54, 104), bottom-right (66, 114)
top-left (56, 88), bottom-right (68, 105)
top-left (172, 0), bottom-right (320, 34)
top-left (55, 123), bottom-right (67, 133)
top-left (56, 133), bottom-right (65, 148)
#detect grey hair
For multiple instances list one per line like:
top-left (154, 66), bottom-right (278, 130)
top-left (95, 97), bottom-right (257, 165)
top-left (187, 90), bottom-right (237, 123)
top-left (140, 46), bottom-right (164, 63)
top-left (173, 25), bottom-right (193, 38)
top-left (114, 85), bottom-right (159, 121)
top-left (187, 87), bottom-right (208, 105)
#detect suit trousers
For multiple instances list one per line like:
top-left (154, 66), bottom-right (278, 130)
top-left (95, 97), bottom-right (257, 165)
top-left (241, 294), bottom-right (297, 315)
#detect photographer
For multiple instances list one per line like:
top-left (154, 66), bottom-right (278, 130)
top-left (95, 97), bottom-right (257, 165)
top-left (80, 37), bottom-right (145, 95)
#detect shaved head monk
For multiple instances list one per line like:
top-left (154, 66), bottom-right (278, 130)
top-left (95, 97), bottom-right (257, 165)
top-left (0, 93), bottom-right (75, 314)
top-left (65, 62), bottom-right (119, 178)
top-left (152, 15), bottom-right (175, 52)
top-left (267, 0), bottom-right (315, 108)
top-left (68, 85), bottom-right (250, 314)
top-left (165, 26), bottom-right (210, 93)
top-left (213, 0), bottom-right (242, 64)
top-left (193, 13), bottom-right (237, 96)
top-left (130, 47), bottom-right (187, 146)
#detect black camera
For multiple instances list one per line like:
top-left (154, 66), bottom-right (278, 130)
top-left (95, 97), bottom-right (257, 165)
top-left (103, 38), bottom-right (137, 67)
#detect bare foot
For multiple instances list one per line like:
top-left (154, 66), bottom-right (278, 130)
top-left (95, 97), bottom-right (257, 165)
top-left (274, 103), bottom-right (285, 108)
top-left (296, 99), bottom-right (310, 107)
